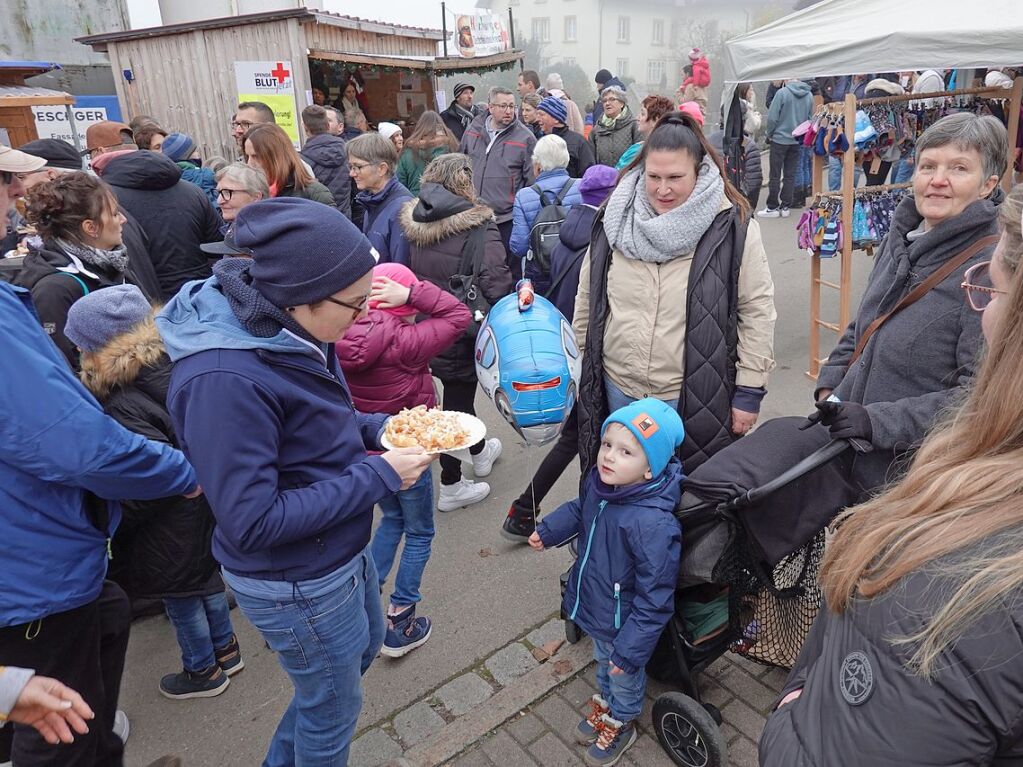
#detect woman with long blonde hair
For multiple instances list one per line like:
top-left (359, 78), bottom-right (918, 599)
top-left (760, 184), bottom-right (1023, 765)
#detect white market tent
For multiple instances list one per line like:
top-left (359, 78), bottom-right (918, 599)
top-left (720, 0), bottom-right (1023, 85)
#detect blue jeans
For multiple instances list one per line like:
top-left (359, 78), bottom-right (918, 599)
top-left (163, 592), bottom-right (235, 672)
top-left (891, 156), bottom-right (914, 184)
top-left (827, 156), bottom-right (863, 191)
top-left (223, 550), bottom-right (384, 767)
top-left (604, 376), bottom-right (678, 414)
top-left (593, 638), bottom-right (647, 723)
top-left (370, 468), bottom-right (435, 608)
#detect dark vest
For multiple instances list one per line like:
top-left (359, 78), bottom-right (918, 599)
top-left (578, 207), bottom-right (747, 478)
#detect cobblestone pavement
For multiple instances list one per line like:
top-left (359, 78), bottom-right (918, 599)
top-left (346, 616), bottom-right (787, 767)
top-left (445, 651), bottom-right (786, 767)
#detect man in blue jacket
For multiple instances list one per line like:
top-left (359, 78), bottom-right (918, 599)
top-left (157, 197), bottom-right (433, 766)
top-left (0, 281), bottom-right (199, 766)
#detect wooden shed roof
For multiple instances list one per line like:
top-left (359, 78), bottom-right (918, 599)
top-left (76, 7), bottom-right (445, 52)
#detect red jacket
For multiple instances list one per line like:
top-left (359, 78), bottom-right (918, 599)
top-left (336, 279), bottom-right (471, 414)
top-left (686, 58), bottom-right (711, 89)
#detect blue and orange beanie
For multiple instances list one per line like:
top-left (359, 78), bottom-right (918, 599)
top-left (602, 398), bottom-right (685, 478)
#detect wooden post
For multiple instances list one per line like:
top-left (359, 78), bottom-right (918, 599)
top-left (1005, 76), bottom-right (1023, 191)
top-left (808, 95), bottom-right (825, 379)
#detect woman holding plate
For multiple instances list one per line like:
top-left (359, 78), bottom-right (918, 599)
top-left (157, 197), bottom-right (433, 766)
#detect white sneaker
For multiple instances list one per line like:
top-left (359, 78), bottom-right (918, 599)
top-left (757, 207), bottom-right (781, 218)
top-left (470, 438), bottom-right (503, 477)
top-left (780, 207), bottom-right (792, 218)
top-left (114, 709), bottom-right (130, 745)
top-left (438, 477), bottom-right (491, 512)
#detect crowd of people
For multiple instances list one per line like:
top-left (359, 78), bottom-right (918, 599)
top-left (1, 53), bottom-right (1023, 767)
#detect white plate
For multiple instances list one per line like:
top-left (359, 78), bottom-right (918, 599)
top-left (381, 412), bottom-right (487, 457)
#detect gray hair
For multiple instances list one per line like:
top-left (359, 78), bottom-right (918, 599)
top-left (532, 134), bottom-right (570, 172)
top-left (215, 162), bottom-right (269, 199)
top-left (488, 86), bottom-right (514, 104)
top-left (601, 86), bottom-right (627, 105)
top-left (420, 153), bottom-right (476, 202)
top-left (915, 113), bottom-right (1008, 181)
top-left (346, 132), bottom-right (398, 174)
top-left (546, 72), bottom-right (565, 92)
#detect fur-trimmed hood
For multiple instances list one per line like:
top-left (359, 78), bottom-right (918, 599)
top-left (399, 191), bottom-right (496, 248)
top-left (79, 313), bottom-right (167, 400)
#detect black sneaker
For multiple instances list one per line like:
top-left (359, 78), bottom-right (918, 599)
top-left (214, 634), bottom-right (245, 676)
top-left (500, 500), bottom-right (537, 543)
top-left (159, 664), bottom-right (230, 700)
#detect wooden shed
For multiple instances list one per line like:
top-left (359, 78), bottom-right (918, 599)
top-left (77, 8), bottom-right (521, 160)
top-left (0, 62), bottom-right (77, 149)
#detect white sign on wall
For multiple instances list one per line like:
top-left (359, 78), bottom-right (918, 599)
top-left (32, 106), bottom-right (108, 144)
top-left (234, 61), bottom-right (300, 147)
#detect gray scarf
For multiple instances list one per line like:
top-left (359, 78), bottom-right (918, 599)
top-left (603, 156), bottom-right (725, 263)
top-left (56, 237), bottom-right (130, 275)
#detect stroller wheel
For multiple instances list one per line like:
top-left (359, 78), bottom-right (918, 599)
top-left (564, 618), bottom-right (585, 644)
top-left (652, 692), bottom-right (724, 767)
top-left (702, 702), bottom-right (722, 726)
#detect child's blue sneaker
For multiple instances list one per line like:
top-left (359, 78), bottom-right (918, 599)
top-left (584, 714), bottom-right (637, 766)
top-left (381, 605), bottom-right (432, 658)
top-left (576, 694), bottom-right (609, 745)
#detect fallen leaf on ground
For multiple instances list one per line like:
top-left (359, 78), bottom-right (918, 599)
top-left (552, 659), bottom-right (573, 676)
top-left (478, 547), bottom-right (492, 558)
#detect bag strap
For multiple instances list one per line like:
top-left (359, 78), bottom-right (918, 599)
top-left (457, 224), bottom-right (490, 281)
top-left (554, 179), bottom-right (575, 205)
top-left (63, 273), bottom-right (91, 296)
top-left (849, 234), bottom-right (998, 365)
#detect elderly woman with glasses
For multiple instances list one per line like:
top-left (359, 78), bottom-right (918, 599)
top-left (215, 162), bottom-right (269, 224)
top-left (575, 112), bottom-right (776, 480)
top-left (810, 113), bottom-right (1008, 493)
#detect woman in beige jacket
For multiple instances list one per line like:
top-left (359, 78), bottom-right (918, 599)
top-left (574, 112), bottom-right (776, 475)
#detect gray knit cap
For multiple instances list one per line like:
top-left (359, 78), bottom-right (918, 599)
top-left (64, 284), bottom-right (152, 352)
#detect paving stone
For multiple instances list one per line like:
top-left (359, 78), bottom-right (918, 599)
top-left (436, 673), bottom-right (495, 717)
top-left (485, 642), bottom-right (539, 687)
top-left (760, 667), bottom-right (790, 691)
top-left (560, 675), bottom-right (598, 708)
top-left (481, 729), bottom-right (538, 765)
top-left (622, 733), bottom-right (674, 766)
top-left (526, 618), bottom-right (568, 650)
top-left (719, 723), bottom-right (741, 745)
top-left (450, 746), bottom-right (496, 766)
top-left (528, 732), bottom-right (585, 766)
top-left (729, 653), bottom-right (772, 679)
top-left (349, 727), bottom-right (403, 767)
top-left (721, 698), bottom-right (767, 743)
top-left (534, 692), bottom-right (584, 738)
top-left (728, 735), bottom-right (761, 767)
top-left (698, 675), bottom-right (735, 710)
top-left (713, 664), bottom-right (781, 714)
top-left (507, 712), bottom-right (548, 746)
top-left (393, 700), bottom-right (445, 748)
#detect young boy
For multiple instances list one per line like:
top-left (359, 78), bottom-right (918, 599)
top-left (529, 398), bottom-right (683, 766)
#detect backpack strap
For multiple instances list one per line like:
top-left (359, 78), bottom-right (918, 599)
top-left (457, 224), bottom-right (490, 280)
top-left (554, 179), bottom-right (576, 205)
top-left (63, 273), bottom-right (91, 296)
top-left (849, 234), bottom-right (998, 365)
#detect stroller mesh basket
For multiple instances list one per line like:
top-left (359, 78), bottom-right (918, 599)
top-left (717, 522), bottom-right (826, 669)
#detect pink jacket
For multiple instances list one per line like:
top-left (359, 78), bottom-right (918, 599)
top-left (336, 279), bottom-right (471, 414)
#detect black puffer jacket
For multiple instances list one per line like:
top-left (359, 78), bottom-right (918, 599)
top-left (78, 316), bottom-right (220, 599)
top-left (101, 152), bottom-right (223, 301)
top-left (760, 529), bottom-right (1023, 765)
top-left (707, 129), bottom-right (764, 207)
top-left (546, 203), bottom-right (598, 322)
top-left (402, 183), bottom-right (513, 382)
top-left (299, 133), bottom-right (352, 219)
top-left (14, 241), bottom-right (126, 370)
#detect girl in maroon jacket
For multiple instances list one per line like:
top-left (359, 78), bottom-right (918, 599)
top-left (336, 263), bottom-right (471, 657)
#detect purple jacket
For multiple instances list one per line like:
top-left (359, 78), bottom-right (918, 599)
top-left (336, 279), bottom-right (471, 414)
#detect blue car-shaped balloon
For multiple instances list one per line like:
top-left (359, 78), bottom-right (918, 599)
top-left (475, 283), bottom-right (581, 447)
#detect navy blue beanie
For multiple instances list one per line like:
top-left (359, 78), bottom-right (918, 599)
top-left (602, 398), bottom-right (685, 478)
top-left (537, 96), bottom-right (568, 126)
top-left (235, 197), bottom-right (377, 307)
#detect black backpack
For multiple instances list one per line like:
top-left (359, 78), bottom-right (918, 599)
top-left (527, 179), bottom-right (575, 276)
top-left (447, 223), bottom-right (492, 340)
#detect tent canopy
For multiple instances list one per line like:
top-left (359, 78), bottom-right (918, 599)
top-left (722, 0), bottom-right (1023, 86)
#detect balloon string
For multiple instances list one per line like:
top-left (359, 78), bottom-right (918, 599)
top-left (525, 440), bottom-right (538, 532)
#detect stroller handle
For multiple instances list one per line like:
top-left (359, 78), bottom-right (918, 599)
top-left (722, 439), bottom-right (852, 512)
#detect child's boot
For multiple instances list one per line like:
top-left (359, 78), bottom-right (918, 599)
top-left (381, 604), bottom-right (432, 658)
top-left (575, 694), bottom-right (610, 745)
top-left (584, 713), bottom-right (637, 766)
top-left (159, 664), bottom-right (230, 700)
top-left (500, 499), bottom-right (537, 543)
top-left (214, 634), bottom-right (245, 676)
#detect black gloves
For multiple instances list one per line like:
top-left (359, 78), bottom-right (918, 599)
top-left (803, 401), bottom-right (873, 443)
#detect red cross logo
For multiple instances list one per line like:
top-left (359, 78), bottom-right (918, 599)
top-left (270, 62), bottom-right (290, 85)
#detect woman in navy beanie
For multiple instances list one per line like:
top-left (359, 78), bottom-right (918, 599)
top-left (156, 197), bottom-right (435, 765)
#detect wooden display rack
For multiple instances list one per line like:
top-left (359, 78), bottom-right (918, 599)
top-left (806, 78), bottom-right (1023, 379)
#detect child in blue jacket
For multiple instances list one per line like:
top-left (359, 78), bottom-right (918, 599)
top-left (529, 398), bottom-right (683, 767)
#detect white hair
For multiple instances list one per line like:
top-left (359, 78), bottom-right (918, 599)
top-left (532, 134), bottom-right (570, 172)
top-left (546, 72), bottom-right (565, 91)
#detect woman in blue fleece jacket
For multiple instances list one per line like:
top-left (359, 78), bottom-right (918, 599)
top-left (529, 398), bottom-right (684, 767)
top-left (157, 198), bottom-right (434, 766)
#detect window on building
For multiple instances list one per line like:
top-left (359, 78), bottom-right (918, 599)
top-left (616, 58), bottom-right (629, 78)
top-left (531, 17), bottom-right (550, 43)
top-left (670, 20), bottom-right (680, 46)
top-left (564, 56), bottom-right (576, 66)
top-left (564, 15), bottom-right (577, 41)
top-left (617, 16), bottom-right (630, 43)
top-left (652, 19), bottom-right (664, 45)
top-left (647, 59), bottom-right (665, 85)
